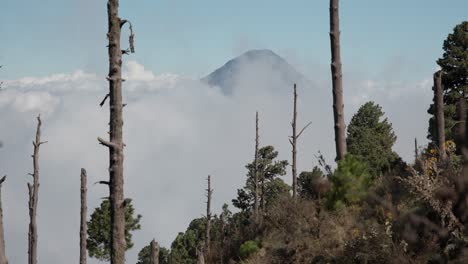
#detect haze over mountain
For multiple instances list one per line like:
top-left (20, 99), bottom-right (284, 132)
top-left (202, 49), bottom-right (310, 95)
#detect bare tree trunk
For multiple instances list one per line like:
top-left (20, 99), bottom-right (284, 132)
top-left (80, 169), bottom-right (87, 264)
top-left (289, 84), bottom-right (311, 199)
top-left (254, 112), bottom-right (259, 217)
top-left (28, 115), bottom-right (46, 264)
top-left (196, 247), bottom-right (205, 264)
top-left (329, 0), bottom-right (347, 161)
top-left (205, 176), bottom-right (212, 258)
top-left (434, 71), bottom-right (447, 161)
top-left (0, 176), bottom-right (8, 264)
top-left (291, 85), bottom-right (298, 198)
top-left (150, 239), bottom-right (159, 264)
top-left (414, 138), bottom-right (419, 161)
top-left (98, 1), bottom-right (134, 263)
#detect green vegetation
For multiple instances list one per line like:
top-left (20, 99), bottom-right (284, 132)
top-left (347, 101), bottom-right (398, 177)
top-left (86, 199), bottom-right (142, 261)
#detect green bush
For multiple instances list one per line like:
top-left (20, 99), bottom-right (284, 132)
top-left (239, 240), bottom-right (260, 259)
top-left (326, 155), bottom-right (372, 210)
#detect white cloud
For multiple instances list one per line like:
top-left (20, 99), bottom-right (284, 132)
top-left (0, 59), bottom-right (433, 264)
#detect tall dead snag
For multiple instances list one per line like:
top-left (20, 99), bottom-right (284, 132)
top-left (414, 138), bottom-right (419, 161)
top-left (28, 115), bottom-right (46, 264)
top-left (150, 239), bottom-right (159, 264)
top-left (80, 169), bottom-right (87, 264)
top-left (254, 112), bottom-right (259, 217)
top-left (98, 1), bottom-right (134, 263)
top-left (329, 0), bottom-right (347, 161)
top-left (205, 175), bottom-right (213, 257)
top-left (289, 84), bottom-right (311, 199)
top-left (0, 176), bottom-right (7, 264)
top-left (434, 71), bottom-right (447, 161)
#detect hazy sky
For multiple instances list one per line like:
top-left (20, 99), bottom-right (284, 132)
top-left (1, 0), bottom-right (467, 78)
top-left (0, 1), bottom-right (467, 263)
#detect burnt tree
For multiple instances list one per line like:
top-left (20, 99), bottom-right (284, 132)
top-left (254, 112), bottom-right (259, 217)
top-left (205, 175), bottom-right (213, 257)
top-left (150, 239), bottom-right (159, 264)
top-left (329, 0), bottom-right (347, 161)
top-left (289, 84), bottom-right (311, 199)
top-left (28, 115), bottom-right (46, 264)
top-left (80, 169), bottom-right (87, 264)
top-left (97, 1), bottom-right (134, 263)
top-left (434, 71), bottom-right (447, 161)
top-left (0, 176), bottom-right (7, 264)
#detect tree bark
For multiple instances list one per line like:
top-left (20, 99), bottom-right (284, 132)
top-left (99, 1), bottom-right (134, 263)
top-left (0, 176), bottom-right (8, 264)
top-left (254, 112), bottom-right (259, 217)
top-left (291, 85), bottom-right (298, 198)
top-left (329, 0), bottom-right (347, 161)
top-left (289, 84), bottom-right (311, 199)
top-left (205, 175), bottom-right (212, 258)
top-left (150, 239), bottom-right (159, 264)
top-left (28, 115), bottom-right (45, 264)
top-left (414, 138), bottom-right (419, 161)
top-left (434, 71), bottom-right (447, 161)
top-left (80, 169), bottom-right (87, 264)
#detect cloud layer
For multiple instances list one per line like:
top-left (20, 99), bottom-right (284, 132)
top-left (0, 58), bottom-right (432, 263)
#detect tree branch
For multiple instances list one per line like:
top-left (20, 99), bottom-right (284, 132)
top-left (296, 122), bottom-right (312, 139)
top-left (97, 137), bottom-right (118, 149)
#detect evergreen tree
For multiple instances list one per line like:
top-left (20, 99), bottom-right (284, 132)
top-left (428, 21), bottom-right (468, 145)
top-left (136, 242), bottom-right (169, 264)
top-left (86, 199), bottom-right (142, 261)
top-left (232, 146), bottom-right (289, 212)
top-left (326, 155), bottom-right (372, 210)
top-left (347, 101), bottom-right (397, 176)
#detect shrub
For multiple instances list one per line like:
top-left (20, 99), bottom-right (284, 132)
top-left (239, 240), bottom-right (260, 259)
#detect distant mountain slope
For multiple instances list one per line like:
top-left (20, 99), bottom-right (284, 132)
top-left (201, 49), bottom-right (309, 95)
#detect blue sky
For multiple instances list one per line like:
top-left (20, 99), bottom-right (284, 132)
top-left (1, 0), bottom-right (467, 79)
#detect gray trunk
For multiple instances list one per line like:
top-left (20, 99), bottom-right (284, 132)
top-left (0, 176), bottom-right (8, 264)
top-left (80, 169), bottom-right (87, 264)
top-left (254, 112), bottom-right (259, 216)
top-left (329, 0), bottom-right (347, 161)
top-left (98, 1), bottom-right (134, 263)
top-left (28, 115), bottom-right (45, 264)
top-left (205, 176), bottom-right (212, 258)
top-left (434, 71), bottom-right (447, 161)
top-left (150, 239), bottom-right (159, 264)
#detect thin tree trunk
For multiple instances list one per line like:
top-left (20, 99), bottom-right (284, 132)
top-left (80, 169), bottom-right (87, 264)
top-left (414, 138), bottom-right (419, 161)
top-left (434, 71), bottom-right (447, 161)
top-left (0, 176), bottom-right (7, 264)
top-left (205, 176), bottom-right (212, 258)
top-left (196, 247), bottom-right (205, 264)
top-left (289, 84), bottom-right (311, 199)
top-left (254, 112), bottom-right (259, 217)
top-left (150, 239), bottom-right (159, 264)
top-left (28, 115), bottom-right (45, 264)
top-left (98, 1), bottom-right (134, 263)
top-left (329, 0), bottom-right (347, 161)
top-left (291, 85), bottom-right (298, 198)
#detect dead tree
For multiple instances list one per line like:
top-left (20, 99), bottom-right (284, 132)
top-left (97, 1), bottom-right (134, 263)
top-left (414, 138), bottom-right (419, 161)
top-left (434, 71), bottom-right (447, 161)
top-left (254, 112), bottom-right (259, 217)
top-left (28, 115), bottom-right (46, 264)
top-left (289, 84), bottom-right (311, 198)
top-left (80, 169), bottom-right (87, 264)
top-left (329, 0), bottom-right (347, 161)
top-left (150, 239), bottom-right (159, 264)
top-left (205, 176), bottom-right (213, 257)
top-left (0, 176), bottom-right (7, 264)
